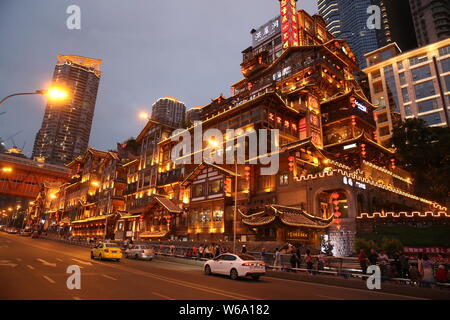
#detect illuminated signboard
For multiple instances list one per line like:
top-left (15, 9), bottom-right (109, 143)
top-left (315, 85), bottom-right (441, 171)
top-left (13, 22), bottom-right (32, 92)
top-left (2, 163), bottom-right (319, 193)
top-left (279, 0), bottom-right (299, 50)
top-left (343, 143), bottom-right (357, 150)
top-left (350, 96), bottom-right (368, 113)
top-left (252, 16), bottom-right (281, 47)
top-left (343, 177), bottom-right (366, 189)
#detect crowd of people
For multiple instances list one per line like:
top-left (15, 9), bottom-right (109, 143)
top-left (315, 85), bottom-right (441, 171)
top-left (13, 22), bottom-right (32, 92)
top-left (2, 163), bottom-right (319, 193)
top-left (357, 249), bottom-right (449, 286)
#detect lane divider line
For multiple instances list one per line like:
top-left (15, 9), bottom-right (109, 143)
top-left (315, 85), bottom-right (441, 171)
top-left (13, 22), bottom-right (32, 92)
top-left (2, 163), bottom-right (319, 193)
top-left (101, 274), bottom-right (118, 281)
top-left (152, 292), bottom-right (175, 300)
top-left (43, 275), bottom-right (55, 284)
top-left (36, 258), bottom-right (56, 267)
top-left (72, 258), bottom-right (93, 266)
top-left (27, 265), bottom-right (35, 270)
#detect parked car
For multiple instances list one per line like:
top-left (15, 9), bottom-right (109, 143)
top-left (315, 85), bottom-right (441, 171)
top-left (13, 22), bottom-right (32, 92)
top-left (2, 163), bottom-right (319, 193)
top-left (19, 229), bottom-right (33, 237)
top-left (204, 253), bottom-right (266, 280)
top-left (6, 227), bottom-right (19, 234)
top-left (31, 231), bottom-right (41, 238)
top-left (91, 242), bottom-right (122, 261)
top-left (0, 225), bottom-right (6, 232)
top-left (125, 245), bottom-right (155, 261)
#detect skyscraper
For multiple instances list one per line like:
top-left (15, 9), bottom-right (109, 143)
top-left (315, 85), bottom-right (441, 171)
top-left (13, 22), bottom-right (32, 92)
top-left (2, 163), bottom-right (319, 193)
top-left (409, 0), bottom-right (450, 47)
top-left (151, 97), bottom-right (186, 128)
top-left (32, 55), bottom-right (102, 165)
top-left (318, 0), bottom-right (418, 68)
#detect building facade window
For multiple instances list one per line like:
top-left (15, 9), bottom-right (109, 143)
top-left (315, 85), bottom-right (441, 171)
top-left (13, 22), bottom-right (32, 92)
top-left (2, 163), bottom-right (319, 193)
top-left (379, 126), bottom-right (390, 137)
top-left (411, 64), bottom-right (432, 82)
top-left (384, 65), bottom-right (399, 112)
top-left (279, 173), bottom-right (289, 186)
top-left (192, 183), bottom-right (205, 197)
top-left (402, 87), bottom-right (410, 103)
top-left (409, 55), bottom-right (428, 66)
top-left (414, 81), bottom-right (436, 99)
top-left (404, 105), bottom-right (412, 117)
top-left (444, 75), bottom-right (450, 92)
top-left (419, 112), bottom-right (443, 125)
top-left (417, 99), bottom-right (439, 113)
top-left (208, 179), bottom-right (223, 195)
top-left (441, 58), bottom-right (450, 73)
top-left (397, 61), bottom-right (404, 70)
top-left (439, 45), bottom-right (450, 57)
top-left (399, 73), bottom-right (407, 86)
top-left (377, 113), bottom-right (388, 123)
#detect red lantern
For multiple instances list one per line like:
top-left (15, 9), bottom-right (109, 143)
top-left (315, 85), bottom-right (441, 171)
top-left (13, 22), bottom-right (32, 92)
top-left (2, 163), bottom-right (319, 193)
top-left (331, 192), bottom-right (340, 200)
top-left (334, 212), bottom-right (342, 218)
top-left (288, 156), bottom-right (295, 172)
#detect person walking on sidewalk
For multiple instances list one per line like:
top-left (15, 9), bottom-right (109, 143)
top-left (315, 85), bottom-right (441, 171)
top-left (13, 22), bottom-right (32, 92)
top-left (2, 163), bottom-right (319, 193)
top-left (305, 249), bottom-right (313, 274)
top-left (358, 249), bottom-right (368, 274)
top-left (274, 248), bottom-right (281, 269)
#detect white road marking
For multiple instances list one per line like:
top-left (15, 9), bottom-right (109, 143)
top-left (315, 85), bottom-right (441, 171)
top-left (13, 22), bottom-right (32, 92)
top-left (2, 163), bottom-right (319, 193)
top-left (72, 258), bottom-right (92, 266)
top-left (101, 274), bottom-right (118, 281)
top-left (43, 276), bottom-right (55, 284)
top-left (152, 292), bottom-right (175, 300)
top-left (36, 258), bottom-right (56, 267)
top-left (27, 265), bottom-right (35, 270)
top-left (0, 262), bottom-right (17, 267)
top-left (55, 258), bottom-right (63, 262)
top-left (16, 258), bottom-right (22, 262)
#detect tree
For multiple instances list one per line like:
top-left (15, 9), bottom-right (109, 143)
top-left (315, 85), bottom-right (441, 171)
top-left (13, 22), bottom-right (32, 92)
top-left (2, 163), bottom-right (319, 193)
top-left (390, 118), bottom-right (450, 203)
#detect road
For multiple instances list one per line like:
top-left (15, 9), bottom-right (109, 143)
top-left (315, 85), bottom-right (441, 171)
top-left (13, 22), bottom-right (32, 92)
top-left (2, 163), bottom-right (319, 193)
top-left (0, 232), bottom-right (424, 300)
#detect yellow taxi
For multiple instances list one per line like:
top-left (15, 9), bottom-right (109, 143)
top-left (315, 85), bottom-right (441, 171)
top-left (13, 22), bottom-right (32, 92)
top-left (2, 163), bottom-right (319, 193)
top-left (91, 242), bottom-right (122, 261)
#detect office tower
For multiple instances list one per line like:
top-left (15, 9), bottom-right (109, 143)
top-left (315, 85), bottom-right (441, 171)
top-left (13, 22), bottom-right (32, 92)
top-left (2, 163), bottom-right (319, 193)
top-left (185, 106), bottom-right (202, 125)
top-left (318, 0), bottom-right (418, 68)
top-left (32, 55), bottom-right (102, 165)
top-left (409, 0), bottom-right (450, 47)
top-left (151, 97), bottom-right (186, 128)
top-left (364, 39), bottom-right (450, 145)
top-left (317, 0), bottom-right (343, 36)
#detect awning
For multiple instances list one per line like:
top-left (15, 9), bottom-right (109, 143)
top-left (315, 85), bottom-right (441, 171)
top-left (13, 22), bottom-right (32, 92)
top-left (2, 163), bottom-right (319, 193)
top-left (71, 214), bottom-right (114, 224)
top-left (139, 231), bottom-right (169, 238)
top-left (240, 205), bottom-right (333, 229)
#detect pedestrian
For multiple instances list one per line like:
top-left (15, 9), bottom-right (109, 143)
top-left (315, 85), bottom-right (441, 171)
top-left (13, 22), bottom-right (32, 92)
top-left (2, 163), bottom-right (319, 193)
top-left (204, 245), bottom-right (211, 259)
top-left (241, 244), bottom-right (247, 254)
top-left (420, 254), bottom-right (435, 287)
top-left (399, 252), bottom-right (410, 278)
top-left (198, 245), bottom-right (204, 259)
top-left (358, 249), bottom-right (368, 274)
top-left (274, 248), bottom-right (281, 269)
top-left (368, 249), bottom-right (378, 266)
top-left (261, 247), bottom-right (266, 262)
top-left (305, 249), bottom-right (313, 274)
top-left (436, 254), bottom-right (448, 283)
top-left (296, 247), bottom-right (302, 268)
top-left (409, 264), bottom-right (420, 286)
top-left (214, 245), bottom-right (221, 258)
top-left (378, 250), bottom-right (390, 278)
top-left (417, 252), bottom-right (424, 283)
top-left (317, 251), bottom-right (325, 271)
top-left (290, 252), bottom-right (298, 272)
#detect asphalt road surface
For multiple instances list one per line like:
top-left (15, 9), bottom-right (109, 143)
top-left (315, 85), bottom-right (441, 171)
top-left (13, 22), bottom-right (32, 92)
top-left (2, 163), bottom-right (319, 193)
top-left (0, 233), bottom-right (424, 300)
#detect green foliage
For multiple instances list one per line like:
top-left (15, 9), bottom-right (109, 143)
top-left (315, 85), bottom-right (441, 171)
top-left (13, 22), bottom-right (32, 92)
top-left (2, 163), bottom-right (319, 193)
top-left (390, 118), bottom-right (450, 202)
top-left (380, 237), bottom-right (403, 256)
top-left (122, 138), bottom-right (140, 155)
top-left (354, 237), bottom-right (378, 254)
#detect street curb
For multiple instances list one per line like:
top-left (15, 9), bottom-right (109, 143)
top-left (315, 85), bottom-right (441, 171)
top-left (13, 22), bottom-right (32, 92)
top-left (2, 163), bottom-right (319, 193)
top-left (154, 255), bottom-right (450, 300)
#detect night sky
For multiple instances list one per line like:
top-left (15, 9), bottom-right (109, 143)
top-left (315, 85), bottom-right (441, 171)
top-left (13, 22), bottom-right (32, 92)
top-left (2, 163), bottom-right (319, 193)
top-left (0, 0), bottom-right (317, 156)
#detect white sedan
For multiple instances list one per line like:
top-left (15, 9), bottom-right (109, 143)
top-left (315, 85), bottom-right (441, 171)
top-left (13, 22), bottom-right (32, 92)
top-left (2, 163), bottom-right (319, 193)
top-left (204, 253), bottom-right (266, 280)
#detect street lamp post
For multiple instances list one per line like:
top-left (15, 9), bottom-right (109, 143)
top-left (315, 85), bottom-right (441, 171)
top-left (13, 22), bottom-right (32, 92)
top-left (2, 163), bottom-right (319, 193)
top-left (233, 159), bottom-right (237, 254)
top-left (0, 88), bottom-right (68, 107)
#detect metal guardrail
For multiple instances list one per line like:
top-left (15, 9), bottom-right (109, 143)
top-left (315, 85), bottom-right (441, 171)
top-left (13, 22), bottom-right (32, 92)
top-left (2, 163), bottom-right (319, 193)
top-left (37, 236), bottom-right (449, 289)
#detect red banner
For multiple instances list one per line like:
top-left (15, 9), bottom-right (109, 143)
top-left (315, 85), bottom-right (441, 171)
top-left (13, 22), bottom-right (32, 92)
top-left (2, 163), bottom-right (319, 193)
top-left (279, 0), bottom-right (299, 50)
top-left (404, 247), bottom-right (449, 254)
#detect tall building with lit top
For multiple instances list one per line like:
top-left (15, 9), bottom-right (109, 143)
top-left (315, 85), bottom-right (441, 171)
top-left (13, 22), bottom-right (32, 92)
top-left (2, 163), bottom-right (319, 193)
top-left (151, 97), bottom-right (186, 128)
top-left (32, 55), bottom-right (102, 165)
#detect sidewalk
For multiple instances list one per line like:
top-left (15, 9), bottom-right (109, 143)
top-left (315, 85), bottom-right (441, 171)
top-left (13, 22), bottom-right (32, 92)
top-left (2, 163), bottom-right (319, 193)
top-left (154, 254), bottom-right (450, 300)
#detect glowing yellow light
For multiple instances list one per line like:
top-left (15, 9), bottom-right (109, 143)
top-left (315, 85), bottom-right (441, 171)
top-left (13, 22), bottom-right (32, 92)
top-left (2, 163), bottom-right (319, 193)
top-left (46, 87), bottom-right (68, 101)
top-left (208, 138), bottom-right (219, 148)
top-left (2, 167), bottom-right (13, 173)
top-left (49, 194), bottom-right (57, 199)
top-left (91, 181), bottom-right (100, 187)
top-left (139, 112), bottom-right (149, 120)
top-left (264, 188), bottom-right (272, 193)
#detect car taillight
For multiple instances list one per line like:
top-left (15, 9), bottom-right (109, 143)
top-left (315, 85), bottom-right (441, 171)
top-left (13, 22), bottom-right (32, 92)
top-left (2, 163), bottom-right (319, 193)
top-left (259, 263), bottom-right (266, 267)
top-left (242, 262), bottom-right (255, 266)
top-left (141, 250), bottom-right (145, 253)
top-left (104, 249), bottom-right (109, 252)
